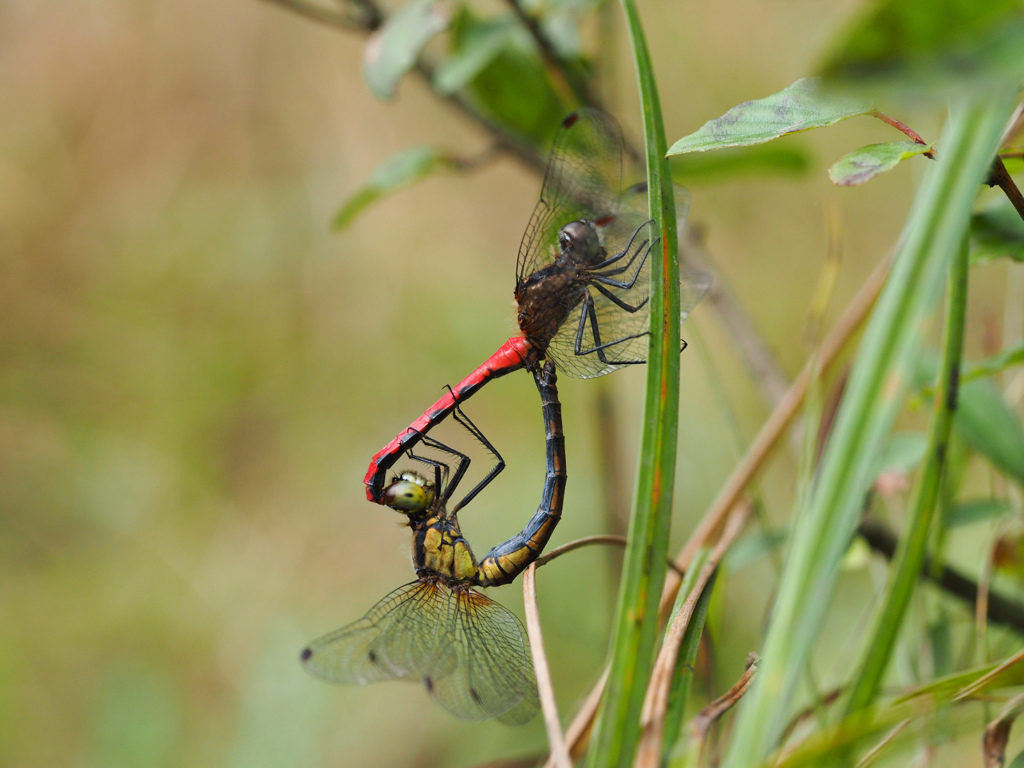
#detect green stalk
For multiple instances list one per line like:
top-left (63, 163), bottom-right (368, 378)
top-left (661, 548), bottom-right (715, 764)
top-left (720, 94), bottom-right (1017, 768)
top-left (586, 0), bottom-right (679, 764)
top-left (843, 237), bottom-right (969, 714)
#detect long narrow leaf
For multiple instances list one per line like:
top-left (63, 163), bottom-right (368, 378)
top-left (843, 237), bottom-right (970, 714)
top-left (720, 94), bottom-right (1018, 768)
top-left (586, 0), bottom-right (680, 765)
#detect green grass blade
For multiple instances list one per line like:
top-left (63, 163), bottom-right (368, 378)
top-left (843, 237), bottom-right (970, 715)
top-left (586, 0), bottom-right (679, 765)
top-left (661, 549), bottom-right (716, 764)
top-left (719, 93), bottom-right (1018, 768)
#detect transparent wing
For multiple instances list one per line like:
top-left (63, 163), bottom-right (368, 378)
top-left (544, 187), bottom-right (711, 379)
top-left (426, 587), bottom-right (539, 724)
top-left (516, 110), bottom-right (624, 283)
top-left (301, 580), bottom-right (448, 685)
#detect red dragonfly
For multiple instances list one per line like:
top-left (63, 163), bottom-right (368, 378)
top-left (365, 109), bottom-right (708, 503)
top-left (302, 362), bottom-right (565, 723)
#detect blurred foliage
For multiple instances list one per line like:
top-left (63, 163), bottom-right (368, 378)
top-left (4, 0), bottom-right (1024, 767)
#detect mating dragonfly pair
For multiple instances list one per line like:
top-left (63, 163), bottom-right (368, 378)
top-left (301, 110), bottom-right (709, 723)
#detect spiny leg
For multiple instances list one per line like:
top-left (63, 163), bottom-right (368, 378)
top-left (414, 433), bottom-right (471, 499)
top-left (573, 290), bottom-right (648, 365)
top-left (591, 280), bottom-right (650, 312)
top-left (587, 219), bottom-right (654, 271)
top-left (592, 237), bottom-right (655, 289)
top-left (448, 395), bottom-right (505, 516)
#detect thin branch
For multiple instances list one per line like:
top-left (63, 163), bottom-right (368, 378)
top-left (857, 520), bottom-right (1024, 633)
top-left (871, 110), bottom-right (935, 157)
top-left (523, 564), bottom-right (572, 768)
top-left (987, 156), bottom-right (1024, 224)
top-left (681, 227), bottom-right (791, 411)
top-left (534, 534), bottom-right (685, 576)
top-left (260, 0), bottom-right (369, 32)
top-left (690, 652), bottom-right (759, 740)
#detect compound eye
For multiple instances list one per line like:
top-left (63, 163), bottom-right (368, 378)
top-left (558, 230), bottom-right (572, 251)
top-left (382, 480), bottom-right (430, 512)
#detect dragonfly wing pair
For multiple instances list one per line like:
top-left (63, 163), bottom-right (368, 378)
top-left (301, 580), bottom-right (538, 724)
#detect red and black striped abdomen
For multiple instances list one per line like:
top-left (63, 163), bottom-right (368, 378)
top-left (364, 336), bottom-right (538, 503)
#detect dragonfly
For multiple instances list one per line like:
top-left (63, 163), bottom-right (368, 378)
top-left (302, 361), bottom-right (565, 724)
top-left (365, 109), bottom-right (708, 503)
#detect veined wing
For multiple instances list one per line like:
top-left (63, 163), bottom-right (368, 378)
top-left (427, 586), bottom-right (539, 724)
top-left (544, 186), bottom-right (710, 378)
top-left (301, 580), bottom-right (448, 685)
top-left (516, 110), bottom-right (623, 283)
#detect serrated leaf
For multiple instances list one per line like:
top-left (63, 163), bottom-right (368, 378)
top-left (363, 0), bottom-right (450, 100)
top-left (946, 498), bottom-right (1012, 528)
top-left (332, 146), bottom-right (451, 231)
top-left (819, 0), bottom-right (1024, 99)
top-left (829, 141), bottom-right (933, 186)
top-left (432, 16), bottom-right (513, 95)
top-left (669, 144), bottom-right (810, 184)
top-left (970, 198), bottom-right (1024, 264)
top-left (667, 78), bottom-right (873, 156)
top-left (955, 379), bottom-right (1024, 486)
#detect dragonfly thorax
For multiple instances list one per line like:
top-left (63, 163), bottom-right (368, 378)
top-left (414, 514), bottom-right (480, 583)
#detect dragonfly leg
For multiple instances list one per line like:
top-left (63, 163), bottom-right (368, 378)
top-left (591, 280), bottom-right (650, 312)
top-left (573, 290), bottom-right (648, 365)
top-left (404, 445), bottom-right (450, 494)
top-left (588, 219), bottom-right (655, 271)
top-left (592, 236), bottom-right (656, 289)
top-left (448, 396), bottom-right (505, 516)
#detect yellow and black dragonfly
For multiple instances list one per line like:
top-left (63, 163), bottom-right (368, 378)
top-left (301, 361), bottom-right (565, 724)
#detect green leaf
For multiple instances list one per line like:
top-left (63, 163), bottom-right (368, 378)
top-left (669, 144), bottom-right (811, 184)
top-left (946, 498), bottom-right (1012, 527)
top-left (955, 378), bottom-right (1024, 486)
top-left (363, 0), bottom-right (450, 100)
top-left (667, 78), bottom-right (873, 156)
top-left (449, 10), bottom-right (564, 144)
top-left (829, 141), bottom-right (933, 186)
top-left (721, 95), bottom-right (1019, 768)
top-left (332, 146), bottom-right (452, 231)
top-left (970, 198), bottom-right (1024, 264)
top-left (963, 342), bottom-right (1024, 383)
top-left (432, 16), bottom-right (514, 95)
top-left (1009, 749), bottom-right (1024, 768)
top-left (844, 235), bottom-right (969, 714)
top-left (819, 0), bottom-right (1024, 99)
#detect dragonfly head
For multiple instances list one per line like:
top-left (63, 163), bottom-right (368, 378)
top-left (557, 219), bottom-right (605, 264)
top-left (382, 471), bottom-right (436, 516)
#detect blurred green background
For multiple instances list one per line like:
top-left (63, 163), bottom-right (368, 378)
top-left (2, 0), bottom-right (1015, 766)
